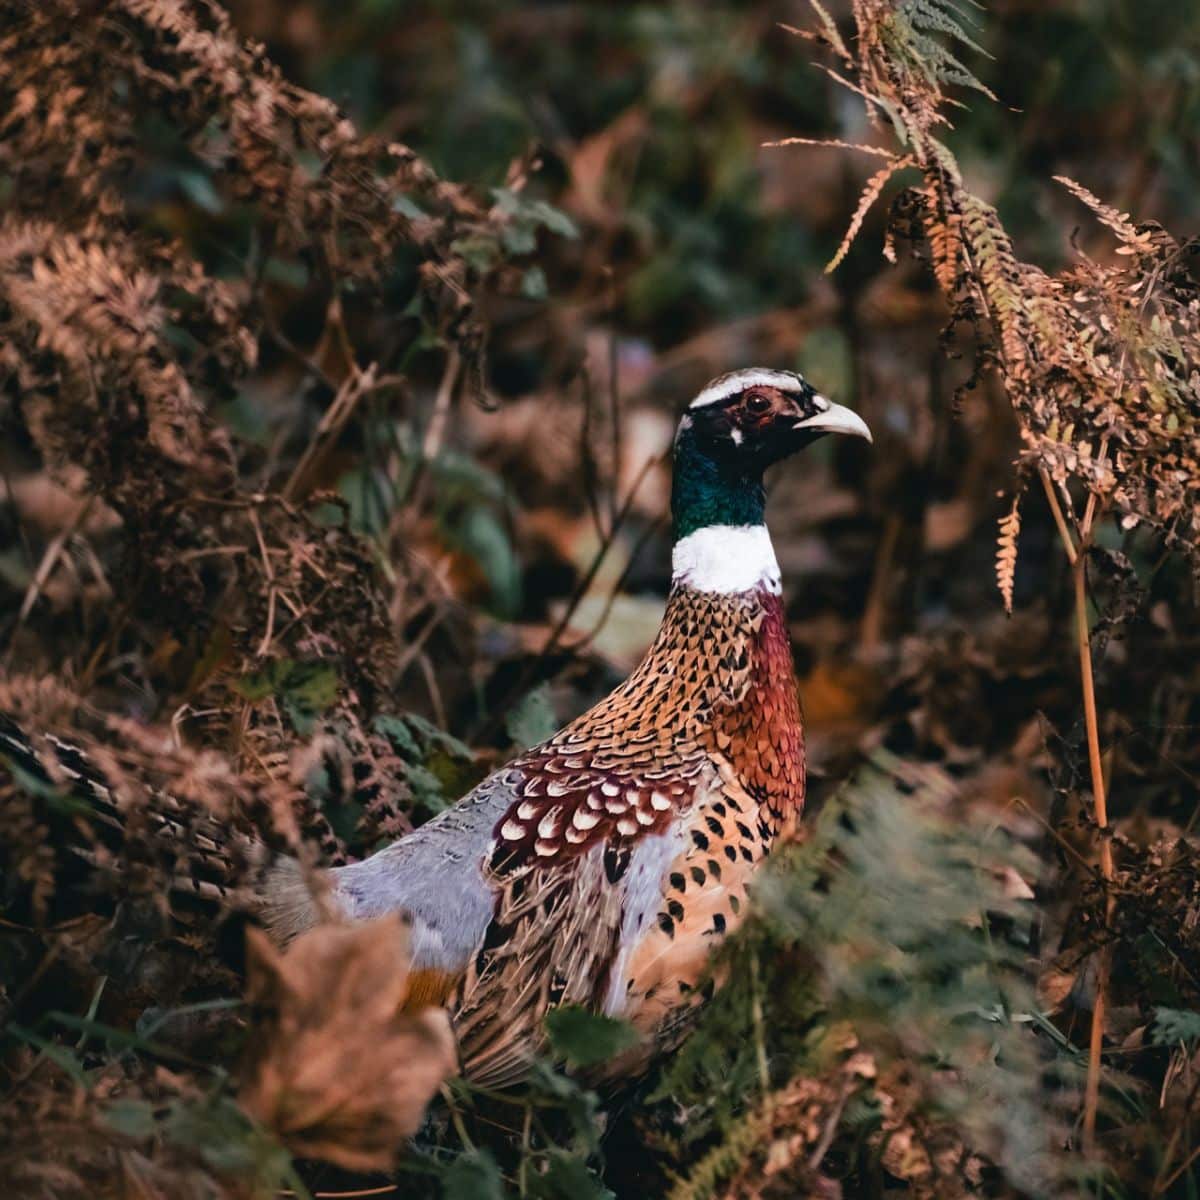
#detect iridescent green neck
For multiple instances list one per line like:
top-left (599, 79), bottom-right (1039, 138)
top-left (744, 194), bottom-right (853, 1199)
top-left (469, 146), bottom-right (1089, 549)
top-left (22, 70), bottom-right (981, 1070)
top-left (671, 424), bottom-right (765, 541)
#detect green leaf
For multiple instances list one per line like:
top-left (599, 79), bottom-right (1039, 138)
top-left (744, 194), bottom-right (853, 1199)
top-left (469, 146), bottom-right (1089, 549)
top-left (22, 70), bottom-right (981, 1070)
top-left (393, 193), bottom-right (427, 220)
top-left (165, 1096), bottom-right (294, 1183)
top-left (233, 660), bottom-right (287, 702)
top-left (280, 662), bottom-right (340, 733)
top-left (136, 997), bottom-right (244, 1041)
top-left (450, 234), bottom-right (500, 274)
top-left (501, 224), bottom-right (537, 256)
top-left (46, 1011), bottom-right (187, 1063)
top-left (234, 660), bottom-right (340, 735)
top-left (520, 265), bottom-right (548, 300)
top-left (407, 761), bottom-right (454, 816)
top-left (373, 712), bottom-right (422, 758)
top-left (441, 1149), bottom-right (505, 1200)
top-left (372, 712), bottom-right (478, 818)
top-left (4, 759), bottom-right (90, 813)
top-left (430, 449), bottom-right (508, 504)
top-left (544, 1006), bottom-right (638, 1070)
top-left (6, 1025), bottom-right (90, 1085)
top-left (490, 188), bottom-right (579, 250)
top-left (528, 1150), bottom-right (614, 1200)
top-left (454, 506), bottom-right (521, 618)
top-left (262, 256), bottom-right (310, 289)
top-left (528, 200), bottom-right (579, 240)
top-left (175, 168), bottom-right (224, 214)
top-left (505, 684), bottom-right (558, 750)
top-left (526, 1060), bottom-right (603, 1155)
top-left (1151, 1007), bottom-right (1200, 1046)
top-left (103, 1099), bottom-right (159, 1139)
top-left (217, 393), bottom-right (270, 446)
top-left (403, 711), bottom-right (474, 760)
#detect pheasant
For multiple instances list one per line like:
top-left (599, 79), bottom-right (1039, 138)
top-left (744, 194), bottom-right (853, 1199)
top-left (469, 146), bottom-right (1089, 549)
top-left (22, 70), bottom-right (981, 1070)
top-left (262, 367), bottom-right (872, 1084)
top-left (1, 368), bottom-right (870, 1086)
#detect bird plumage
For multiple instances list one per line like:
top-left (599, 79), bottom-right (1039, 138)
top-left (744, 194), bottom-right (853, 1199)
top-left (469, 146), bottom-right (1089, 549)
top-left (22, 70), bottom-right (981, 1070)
top-left (2, 367), bottom-right (871, 1088)
top-left (267, 547), bottom-right (804, 1087)
top-left (262, 367), bottom-right (870, 1084)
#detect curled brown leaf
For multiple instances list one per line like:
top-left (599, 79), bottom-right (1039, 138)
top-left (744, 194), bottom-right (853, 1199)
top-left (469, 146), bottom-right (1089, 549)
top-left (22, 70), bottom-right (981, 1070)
top-left (239, 915), bottom-right (456, 1172)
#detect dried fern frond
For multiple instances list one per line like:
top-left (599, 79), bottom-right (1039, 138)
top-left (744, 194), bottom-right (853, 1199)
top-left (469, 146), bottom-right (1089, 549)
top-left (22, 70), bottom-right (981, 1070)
top-left (762, 135), bottom-right (899, 159)
top-left (1053, 174), bottom-right (1145, 249)
top-left (787, 1), bottom-right (1200, 555)
top-left (794, 2), bottom-right (852, 62)
top-left (827, 155), bottom-right (916, 272)
top-left (996, 495), bottom-right (1021, 615)
top-left (922, 187), bottom-right (963, 293)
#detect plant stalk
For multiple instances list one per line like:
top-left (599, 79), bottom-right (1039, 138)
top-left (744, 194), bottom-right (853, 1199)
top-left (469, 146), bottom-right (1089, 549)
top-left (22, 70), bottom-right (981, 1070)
top-left (1073, 549), bottom-right (1114, 1156)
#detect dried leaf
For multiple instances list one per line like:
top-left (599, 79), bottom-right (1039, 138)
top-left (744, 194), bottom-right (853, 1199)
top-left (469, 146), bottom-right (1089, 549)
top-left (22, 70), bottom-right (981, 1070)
top-left (826, 157), bottom-right (914, 273)
top-left (239, 916), bottom-right (456, 1171)
top-left (995, 495), bottom-right (1021, 615)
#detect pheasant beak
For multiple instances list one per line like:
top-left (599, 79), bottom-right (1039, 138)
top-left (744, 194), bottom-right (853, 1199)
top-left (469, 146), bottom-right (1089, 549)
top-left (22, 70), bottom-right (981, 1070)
top-left (792, 397), bottom-right (872, 443)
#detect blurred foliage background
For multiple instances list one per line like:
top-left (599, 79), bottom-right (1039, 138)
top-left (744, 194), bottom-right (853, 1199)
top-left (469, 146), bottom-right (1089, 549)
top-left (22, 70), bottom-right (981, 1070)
top-left (2, 0), bottom-right (1200, 1196)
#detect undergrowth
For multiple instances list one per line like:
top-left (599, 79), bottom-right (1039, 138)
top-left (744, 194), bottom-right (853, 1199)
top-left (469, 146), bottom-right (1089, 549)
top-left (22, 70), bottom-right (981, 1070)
top-left (2, 1), bottom-right (1199, 1198)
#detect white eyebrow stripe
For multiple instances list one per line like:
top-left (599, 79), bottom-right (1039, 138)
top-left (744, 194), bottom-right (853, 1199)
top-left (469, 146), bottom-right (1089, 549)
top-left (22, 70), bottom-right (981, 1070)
top-left (689, 367), bottom-right (807, 409)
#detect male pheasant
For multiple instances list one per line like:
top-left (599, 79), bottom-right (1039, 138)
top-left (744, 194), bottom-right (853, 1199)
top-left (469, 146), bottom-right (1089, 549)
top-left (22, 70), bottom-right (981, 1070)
top-left (1, 368), bottom-right (869, 1084)
top-left (262, 367), bottom-right (872, 1085)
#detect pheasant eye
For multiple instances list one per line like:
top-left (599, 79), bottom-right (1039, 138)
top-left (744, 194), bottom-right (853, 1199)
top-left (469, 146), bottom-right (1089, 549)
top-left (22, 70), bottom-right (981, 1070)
top-left (744, 392), bottom-right (770, 415)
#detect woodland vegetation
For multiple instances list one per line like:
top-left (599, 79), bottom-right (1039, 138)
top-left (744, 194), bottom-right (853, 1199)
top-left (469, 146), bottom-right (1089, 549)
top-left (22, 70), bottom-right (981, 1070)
top-left (1, 1), bottom-right (1199, 1197)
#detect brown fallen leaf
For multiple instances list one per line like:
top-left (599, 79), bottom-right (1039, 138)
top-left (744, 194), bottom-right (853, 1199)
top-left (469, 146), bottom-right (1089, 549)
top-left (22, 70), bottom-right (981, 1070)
top-left (239, 915), bottom-right (457, 1172)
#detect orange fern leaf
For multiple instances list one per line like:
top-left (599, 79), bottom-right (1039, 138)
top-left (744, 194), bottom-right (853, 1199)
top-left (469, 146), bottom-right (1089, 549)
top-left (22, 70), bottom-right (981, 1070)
top-left (995, 496), bottom-right (1021, 615)
top-left (826, 156), bottom-right (915, 273)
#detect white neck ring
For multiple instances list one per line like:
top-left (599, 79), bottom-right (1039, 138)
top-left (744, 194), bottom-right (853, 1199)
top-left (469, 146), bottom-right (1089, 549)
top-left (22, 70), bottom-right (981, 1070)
top-left (671, 524), bottom-right (781, 595)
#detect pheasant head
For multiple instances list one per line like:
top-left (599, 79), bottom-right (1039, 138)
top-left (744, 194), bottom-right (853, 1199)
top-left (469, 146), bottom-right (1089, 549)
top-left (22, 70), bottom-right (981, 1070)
top-left (670, 367), bottom-right (872, 589)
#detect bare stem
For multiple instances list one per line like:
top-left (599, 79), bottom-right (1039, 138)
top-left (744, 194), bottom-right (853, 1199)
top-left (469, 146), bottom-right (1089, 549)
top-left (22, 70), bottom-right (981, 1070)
top-left (1043, 464), bottom-right (1114, 1155)
top-left (1072, 543), bottom-right (1114, 1157)
top-left (1073, 560), bottom-right (1113, 871)
top-left (750, 948), bottom-right (771, 1103)
top-left (1038, 470), bottom-right (1077, 565)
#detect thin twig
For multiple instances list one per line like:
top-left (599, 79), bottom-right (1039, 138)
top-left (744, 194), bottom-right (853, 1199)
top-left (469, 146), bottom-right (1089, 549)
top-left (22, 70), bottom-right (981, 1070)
top-left (313, 1186), bottom-right (399, 1198)
top-left (421, 349), bottom-right (461, 467)
top-left (1154, 1136), bottom-right (1200, 1195)
top-left (472, 453), bottom-right (662, 744)
top-left (248, 507), bottom-right (279, 658)
top-left (519, 1102), bottom-right (533, 1198)
top-left (474, 452), bottom-right (663, 744)
top-left (537, 453), bottom-right (661, 663)
top-left (1075, 417), bottom-right (1115, 1155)
top-left (1042, 477), bottom-right (1114, 1154)
top-left (578, 368), bottom-right (606, 539)
top-left (440, 1082), bottom-right (476, 1152)
top-left (749, 949), bottom-right (771, 1103)
top-left (1013, 797), bottom-right (1095, 873)
top-left (1075, 544), bottom-right (1114, 1156)
top-left (15, 494), bottom-right (96, 625)
top-left (283, 363), bottom-right (394, 502)
top-left (392, 593), bottom-right (451, 681)
top-left (808, 1085), bottom-right (850, 1171)
top-left (1080, 435), bottom-right (1110, 539)
top-left (402, 349), bottom-right (461, 514)
top-left (569, 516), bottom-right (665, 653)
top-left (966, 208), bottom-right (1115, 1153)
top-left (415, 650), bottom-right (447, 728)
top-left (606, 271), bottom-right (623, 534)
